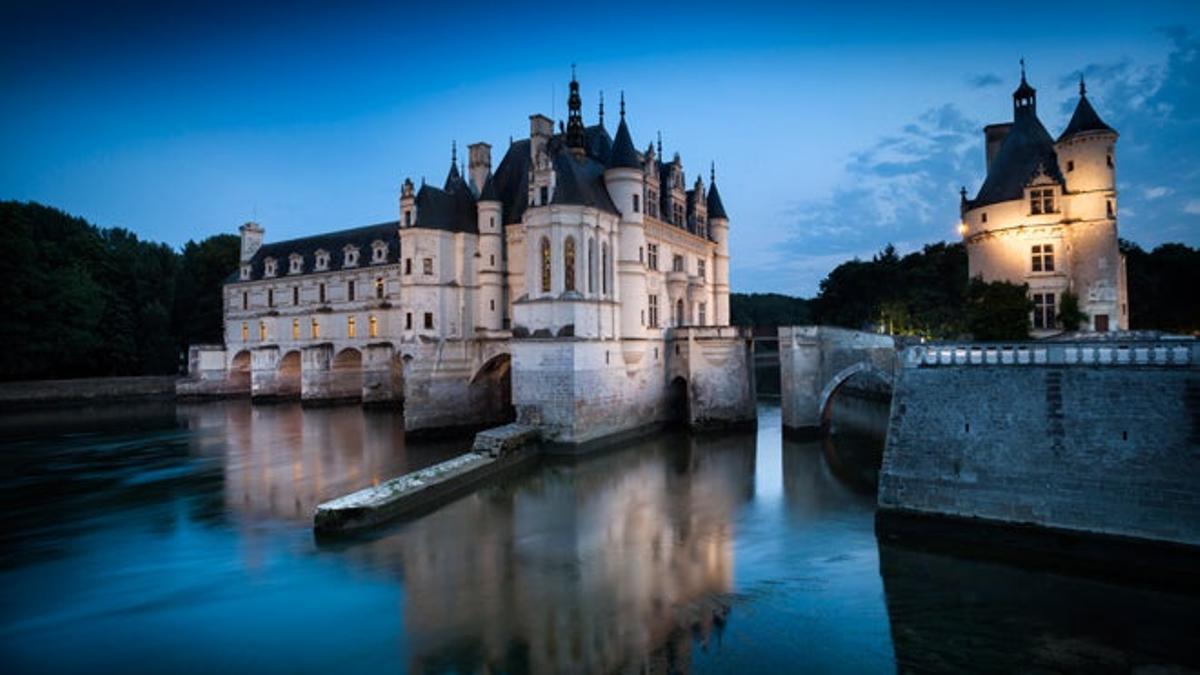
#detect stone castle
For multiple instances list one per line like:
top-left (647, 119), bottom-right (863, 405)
top-left (960, 65), bottom-right (1128, 335)
top-left (184, 72), bottom-right (756, 444)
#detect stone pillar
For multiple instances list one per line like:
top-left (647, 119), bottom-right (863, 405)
top-left (300, 343), bottom-right (334, 404)
top-left (779, 326), bottom-right (823, 438)
top-left (250, 346), bottom-right (283, 401)
top-left (675, 327), bottom-right (757, 430)
top-left (362, 342), bottom-right (401, 407)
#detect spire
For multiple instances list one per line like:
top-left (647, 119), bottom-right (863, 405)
top-left (710, 161), bottom-right (715, 184)
top-left (451, 140), bottom-right (457, 165)
top-left (444, 141), bottom-right (465, 191)
top-left (598, 90), bottom-right (605, 126)
top-left (1058, 73), bottom-right (1116, 141)
top-left (1013, 58), bottom-right (1037, 118)
top-left (607, 93), bottom-right (640, 170)
top-left (706, 164), bottom-right (728, 220)
top-left (566, 64), bottom-right (585, 151)
top-left (656, 131), bottom-right (662, 159)
top-left (1079, 74), bottom-right (1087, 97)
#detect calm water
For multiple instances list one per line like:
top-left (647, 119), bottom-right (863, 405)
top-left (1, 398), bottom-right (1197, 674)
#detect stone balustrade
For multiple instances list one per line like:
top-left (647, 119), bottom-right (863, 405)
top-left (905, 340), bottom-right (1197, 369)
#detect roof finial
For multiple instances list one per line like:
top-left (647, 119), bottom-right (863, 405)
top-left (599, 90), bottom-right (604, 125)
top-left (656, 130), bottom-right (662, 159)
top-left (451, 140), bottom-right (457, 164)
top-left (1079, 74), bottom-right (1087, 96)
top-left (1020, 57), bottom-right (1026, 81)
top-left (571, 62), bottom-right (576, 82)
top-left (619, 91), bottom-right (625, 119)
top-left (710, 161), bottom-right (716, 184)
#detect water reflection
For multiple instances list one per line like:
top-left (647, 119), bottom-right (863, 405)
top-left (333, 432), bottom-right (755, 674)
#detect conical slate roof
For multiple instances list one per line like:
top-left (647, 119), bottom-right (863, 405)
top-left (607, 117), bottom-right (641, 169)
top-left (707, 180), bottom-right (728, 220)
top-left (972, 104), bottom-right (1062, 209)
top-left (478, 172), bottom-right (499, 202)
top-left (1058, 93), bottom-right (1115, 141)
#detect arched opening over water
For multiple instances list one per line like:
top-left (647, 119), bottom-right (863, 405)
top-left (668, 376), bottom-right (689, 426)
top-left (277, 350), bottom-right (301, 399)
top-left (331, 348), bottom-right (363, 402)
top-left (469, 353), bottom-right (514, 425)
top-left (230, 350), bottom-right (251, 393)
top-left (818, 362), bottom-right (892, 434)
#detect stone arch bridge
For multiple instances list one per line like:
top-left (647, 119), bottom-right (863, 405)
top-left (778, 326), bottom-right (899, 438)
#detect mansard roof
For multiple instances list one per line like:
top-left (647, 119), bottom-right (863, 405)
top-left (971, 111), bottom-right (1063, 209)
top-left (1058, 93), bottom-right (1116, 141)
top-left (490, 129), bottom-right (621, 225)
top-left (551, 147), bottom-right (619, 213)
top-left (231, 221), bottom-right (400, 282)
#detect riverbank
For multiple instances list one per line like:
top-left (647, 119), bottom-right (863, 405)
top-left (0, 375), bottom-right (178, 409)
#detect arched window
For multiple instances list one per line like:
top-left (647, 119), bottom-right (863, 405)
top-left (588, 238), bottom-right (596, 294)
top-left (241, 322), bottom-right (249, 342)
top-left (347, 316), bottom-right (357, 338)
top-left (368, 315), bottom-right (378, 338)
top-left (540, 237), bottom-right (552, 293)
top-left (259, 321), bottom-right (268, 341)
top-left (564, 237), bottom-right (576, 292)
top-left (291, 319), bottom-right (300, 340)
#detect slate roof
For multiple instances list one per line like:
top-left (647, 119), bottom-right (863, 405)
top-left (971, 111), bottom-right (1063, 209)
top-left (411, 162), bottom-right (478, 233)
top-left (490, 126), bottom-right (621, 224)
top-left (607, 118), bottom-right (641, 169)
top-left (230, 221), bottom-right (401, 283)
top-left (707, 180), bottom-right (728, 220)
top-left (1058, 94), bottom-right (1115, 141)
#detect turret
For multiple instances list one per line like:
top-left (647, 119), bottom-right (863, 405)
top-left (476, 172), bottom-right (504, 331)
top-left (606, 93), bottom-right (648, 339)
top-left (565, 65), bottom-right (586, 156)
top-left (707, 164), bottom-right (731, 326)
top-left (399, 178), bottom-right (416, 228)
top-left (239, 221), bottom-right (264, 263)
top-left (1056, 76), bottom-right (1118, 199)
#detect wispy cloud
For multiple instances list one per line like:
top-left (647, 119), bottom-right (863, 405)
top-left (967, 73), bottom-right (1002, 88)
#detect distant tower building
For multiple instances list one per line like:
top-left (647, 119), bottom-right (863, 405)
top-left (960, 64), bottom-right (1128, 334)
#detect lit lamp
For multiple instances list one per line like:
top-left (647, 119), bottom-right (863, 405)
top-left (957, 222), bottom-right (969, 237)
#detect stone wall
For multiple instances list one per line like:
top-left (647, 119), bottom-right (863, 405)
top-left (778, 326), bottom-right (896, 436)
top-left (0, 376), bottom-right (179, 407)
top-left (879, 340), bottom-right (1200, 547)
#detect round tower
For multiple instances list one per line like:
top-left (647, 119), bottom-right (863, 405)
top-left (605, 93), bottom-right (648, 339)
top-left (707, 164), bottom-right (731, 326)
top-left (1056, 77), bottom-right (1118, 223)
top-left (476, 172), bottom-right (505, 332)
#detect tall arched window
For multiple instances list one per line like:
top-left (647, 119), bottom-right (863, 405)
top-left (587, 238), bottom-right (596, 294)
top-left (564, 237), bottom-right (576, 292)
top-left (540, 237), bottom-right (552, 293)
top-left (601, 243), bottom-right (609, 295)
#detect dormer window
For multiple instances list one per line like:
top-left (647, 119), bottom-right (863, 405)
top-left (540, 185), bottom-right (549, 205)
top-left (289, 254), bottom-right (303, 275)
top-left (314, 249), bottom-right (329, 271)
top-left (371, 240), bottom-right (388, 264)
top-left (343, 245), bottom-right (359, 268)
top-left (240, 264), bottom-right (251, 281)
top-left (1030, 188), bottom-right (1055, 215)
top-left (263, 257), bottom-right (277, 277)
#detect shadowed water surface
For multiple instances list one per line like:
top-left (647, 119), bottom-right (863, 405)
top-left (0, 397), bottom-right (1197, 673)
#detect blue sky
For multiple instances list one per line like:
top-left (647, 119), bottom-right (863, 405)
top-left (3, 0), bottom-right (1198, 295)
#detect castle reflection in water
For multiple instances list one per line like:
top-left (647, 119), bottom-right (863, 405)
top-left (176, 401), bottom-right (754, 673)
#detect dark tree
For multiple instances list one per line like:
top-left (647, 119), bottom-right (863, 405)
top-left (964, 277), bottom-right (1033, 341)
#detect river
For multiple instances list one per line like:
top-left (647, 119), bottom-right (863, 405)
top-left (1, 397), bottom-right (1196, 673)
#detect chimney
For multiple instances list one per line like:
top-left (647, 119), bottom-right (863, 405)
top-left (529, 114), bottom-right (553, 167)
top-left (983, 123), bottom-right (1012, 172)
top-left (238, 221), bottom-right (264, 263)
top-left (468, 142), bottom-right (491, 195)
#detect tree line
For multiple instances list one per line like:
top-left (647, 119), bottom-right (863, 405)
top-left (732, 240), bottom-right (1199, 339)
top-left (0, 201), bottom-right (238, 381)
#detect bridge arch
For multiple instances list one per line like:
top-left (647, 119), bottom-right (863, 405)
top-left (230, 350), bottom-right (251, 392)
top-left (668, 376), bottom-right (689, 426)
top-left (276, 350), bottom-right (302, 398)
top-left (331, 347), bottom-right (363, 401)
top-left (469, 353), bottom-right (514, 424)
top-left (816, 361), bottom-right (893, 428)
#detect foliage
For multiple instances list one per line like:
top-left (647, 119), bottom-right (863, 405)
top-left (730, 292), bottom-right (813, 327)
top-left (1121, 240), bottom-right (1200, 334)
top-left (813, 242), bottom-right (968, 338)
top-left (0, 201), bottom-right (239, 381)
top-left (1056, 291), bottom-right (1086, 332)
top-left (964, 277), bottom-right (1033, 340)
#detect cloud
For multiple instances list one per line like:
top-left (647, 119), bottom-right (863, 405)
top-left (1185, 200), bottom-right (1200, 215)
top-left (1143, 186), bottom-right (1170, 199)
top-left (967, 73), bottom-right (1002, 88)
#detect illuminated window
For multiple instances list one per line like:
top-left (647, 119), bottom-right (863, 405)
top-left (540, 237), bottom-right (552, 293)
top-left (241, 322), bottom-right (249, 341)
top-left (564, 237), bottom-right (576, 292)
top-left (347, 316), bottom-right (357, 338)
top-left (368, 315), bottom-right (378, 338)
top-left (1033, 293), bottom-right (1056, 330)
top-left (648, 294), bottom-right (659, 327)
top-left (291, 319), bottom-right (300, 340)
top-left (1031, 244), bottom-right (1055, 273)
top-left (647, 243), bottom-right (659, 270)
top-left (258, 321), bottom-right (267, 341)
top-left (423, 312), bottom-right (433, 329)
top-left (423, 258), bottom-right (433, 275)
top-left (375, 277), bottom-right (385, 299)
top-left (1030, 188), bottom-right (1055, 215)
top-left (311, 318), bottom-right (320, 339)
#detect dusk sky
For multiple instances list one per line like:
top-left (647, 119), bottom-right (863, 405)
top-left (4, 0), bottom-right (1198, 296)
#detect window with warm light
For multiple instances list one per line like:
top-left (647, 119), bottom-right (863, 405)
top-left (540, 237), bottom-right (552, 293)
top-left (258, 321), bottom-right (267, 341)
top-left (311, 318), bottom-right (320, 338)
top-left (564, 237), bottom-right (576, 292)
top-left (347, 316), bottom-right (356, 338)
top-left (241, 322), bottom-right (249, 341)
top-left (291, 319), bottom-right (300, 340)
top-left (368, 315), bottom-right (378, 338)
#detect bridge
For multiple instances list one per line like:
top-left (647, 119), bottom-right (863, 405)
top-left (777, 326), bottom-right (899, 438)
